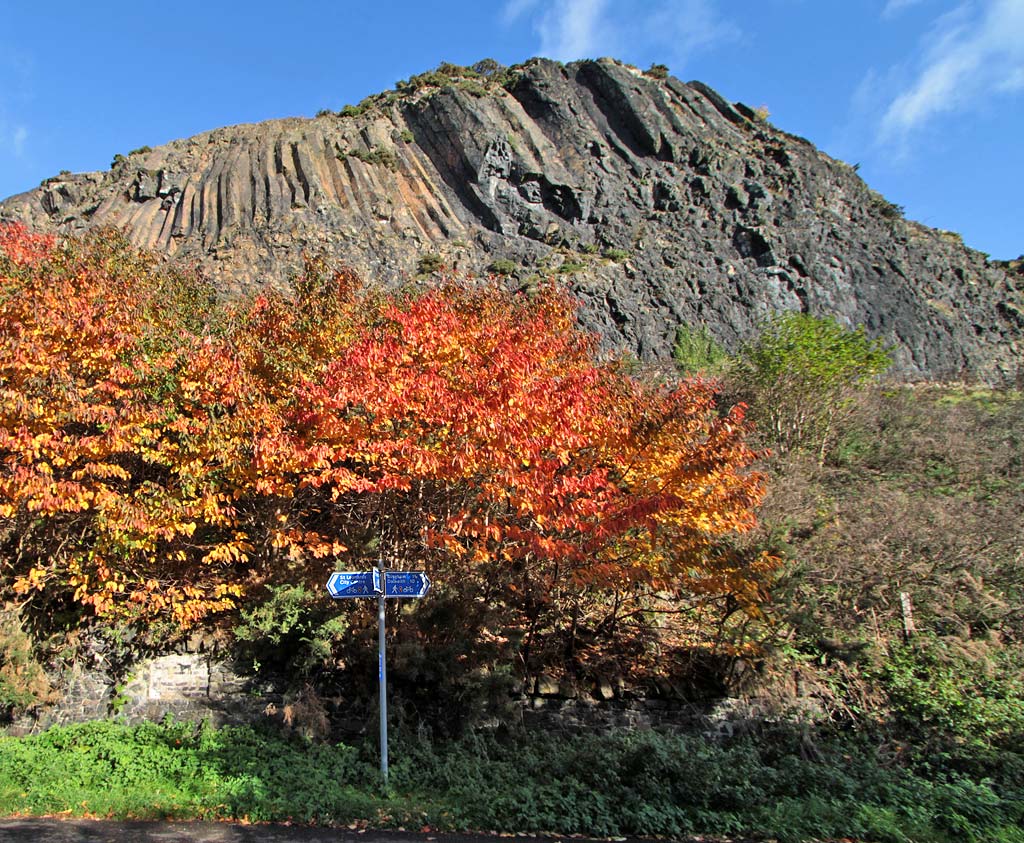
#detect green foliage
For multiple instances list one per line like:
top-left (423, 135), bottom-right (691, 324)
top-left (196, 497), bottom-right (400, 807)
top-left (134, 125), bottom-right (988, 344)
top-left (128, 146), bottom-right (152, 156)
top-left (752, 383), bottom-right (1024, 788)
top-left (644, 63), bottom-right (669, 80)
top-left (672, 324), bottom-right (729, 375)
top-left (394, 60), bottom-right (517, 99)
top-left (343, 145), bottom-right (399, 171)
top-left (396, 62), bottom-right (480, 94)
top-left (472, 58), bottom-right (503, 78)
top-left (487, 258), bottom-right (517, 276)
top-left (0, 720), bottom-right (397, 823)
top-left (457, 80), bottom-right (489, 98)
top-left (870, 189), bottom-right (905, 220)
top-left (1, 722), bottom-right (1021, 841)
top-left (234, 585), bottom-right (348, 677)
top-left (338, 103), bottom-right (369, 119)
top-left (601, 247), bottom-right (630, 262)
top-left (558, 261), bottom-right (586, 274)
top-left (0, 608), bottom-right (52, 715)
top-left (734, 312), bottom-right (891, 461)
top-left (398, 129), bottom-right (414, 143)
top-left (416, 252), bottom-right (444, 274)
top-left (880, 639), bottom-right (1024, 748)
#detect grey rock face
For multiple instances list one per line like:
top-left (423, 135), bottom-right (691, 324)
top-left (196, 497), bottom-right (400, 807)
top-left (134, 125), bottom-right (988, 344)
top-left (2, 58), bottom-right (1020, 382)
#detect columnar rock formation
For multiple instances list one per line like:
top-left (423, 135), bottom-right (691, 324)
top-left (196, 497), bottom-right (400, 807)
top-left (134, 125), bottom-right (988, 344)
top-left (3, 58), bottom-right (1020, 381)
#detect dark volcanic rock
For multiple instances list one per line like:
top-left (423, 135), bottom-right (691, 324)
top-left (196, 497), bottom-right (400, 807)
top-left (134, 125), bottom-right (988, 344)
top-left (2, 58), bottom-right (1020, 382)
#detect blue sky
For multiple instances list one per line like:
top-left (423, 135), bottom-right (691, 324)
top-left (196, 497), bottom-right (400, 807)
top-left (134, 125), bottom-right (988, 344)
top-left (1, 0), bottom-right (1021, 259)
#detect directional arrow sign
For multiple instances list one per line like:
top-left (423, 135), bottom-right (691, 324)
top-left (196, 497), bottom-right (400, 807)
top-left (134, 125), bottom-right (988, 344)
top-left (326, 570), bottom-right (431, 599)
top-left (382, 571), bottom-right (430, 598)
top-left (326, 571), bottom-right (377, 598)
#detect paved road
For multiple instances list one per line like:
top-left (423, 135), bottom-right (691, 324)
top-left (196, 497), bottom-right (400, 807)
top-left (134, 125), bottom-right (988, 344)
top-left (0, 819), bottom-right (752, 843)
top-left (0, 822), bottom-right (553, 843)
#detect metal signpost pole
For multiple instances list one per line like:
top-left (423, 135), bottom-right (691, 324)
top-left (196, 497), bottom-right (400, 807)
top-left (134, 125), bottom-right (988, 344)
top-left (377, 573), bottom-right (388, 785)
top-left (326, 565), bottom-right (430, 786)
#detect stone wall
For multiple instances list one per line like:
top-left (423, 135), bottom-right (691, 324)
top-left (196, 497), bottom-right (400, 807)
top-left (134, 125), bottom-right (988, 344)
top-left (6, 651), bottom-right (822, 738)
top-left (6, 651), bottom-right (282, 736)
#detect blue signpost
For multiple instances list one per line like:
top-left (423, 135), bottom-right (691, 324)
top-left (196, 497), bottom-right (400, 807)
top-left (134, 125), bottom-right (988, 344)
top-left (326, 567), bottom-right (431, 783)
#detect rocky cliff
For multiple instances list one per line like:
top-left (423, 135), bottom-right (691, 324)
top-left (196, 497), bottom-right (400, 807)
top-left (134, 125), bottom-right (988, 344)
top-left (2, 58), bottom-right (1021, 382)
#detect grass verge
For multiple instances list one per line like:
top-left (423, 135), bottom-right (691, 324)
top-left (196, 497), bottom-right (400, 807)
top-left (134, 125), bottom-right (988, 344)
top-left (0, 721), bottom-right (1022, 842)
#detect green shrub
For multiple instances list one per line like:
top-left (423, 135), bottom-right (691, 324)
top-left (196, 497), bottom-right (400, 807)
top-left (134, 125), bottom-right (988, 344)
top-left (644, 63), bottom-right (669, 80)
top-left (1, 722), bottom-right (1021, 840)
top-left (487, 258), bottom-right (517, 276)
top-left (869, 189), bottom-right (905, 220)
top-left (602, 247), bottom-right (630, 262)
top-left (338, 103), bottom-right (369, 118)
top-left (0, 608), bottom-right (52, 716)
top-left (472, 58), bottom-right (503, 78)
top-left (457, 80), bottom-right (488, 98)
top-left (416, 253), bottom-right (444, 274)
top-left (673, 324), bottom-right (729, 375)
top-left (880, 639), bottom-right (1024, 749)
top-left (344, 146), bottom-right (399, 171)
top-left (733, 312), bottom-right (891, 462)
top-left (234, 584), bottom-right (347, 676)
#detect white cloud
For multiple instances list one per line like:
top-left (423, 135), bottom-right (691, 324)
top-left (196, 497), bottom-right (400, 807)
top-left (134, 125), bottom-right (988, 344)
top-left (997, 66), bottom-right (1024, 91)
top-left (879, 0), bottom-right (1024, 141)
top-left (12, 126), bottom-right (27, 157)
top-left (503, 0), bottom-right (540, 25)
top-left (502, 0), bottom-right (738, 67)
top-left (0, 46), bottom-right (35, 161)
top-left (882, 0), bottom-right (929, 19)
top-left (640, 0), bottom-right (740, 61)
top-left (536, 0), bottom-right (610, 61)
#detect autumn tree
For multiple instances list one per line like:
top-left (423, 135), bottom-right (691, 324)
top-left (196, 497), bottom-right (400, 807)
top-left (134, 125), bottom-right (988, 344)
top-left (1, 225), bottom-right (772, 662)
top-left (0, 225), bottom-right (244, 628)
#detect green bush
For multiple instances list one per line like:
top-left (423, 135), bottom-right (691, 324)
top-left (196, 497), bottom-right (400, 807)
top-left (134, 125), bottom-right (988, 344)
top-left (343, 145), bottom-right (399, 171)
top-left (3, 722), bottom-right (1020, 841)
top-left (673, 324), bottom-right (729, 375)
top-left (0, 608), bottom-right (52, 716)
top-left (416, 253), bottom-right (444, 274)
top-left (880, 639), bottom-right (1024, 749)
top-left (233, 584), bottom-right (347, 676)
top-left (733, 312), bottom-right (891, 462)
top-left (487, 258), bottom-right (517, 276)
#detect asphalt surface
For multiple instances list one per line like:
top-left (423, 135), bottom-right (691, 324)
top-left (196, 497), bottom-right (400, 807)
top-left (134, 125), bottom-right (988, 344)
top-left (0, 822), bottom-right (533, 843)
top-left (0, 821), bottom-right (548, 843)
top-left (0, 820), bottom-right (752, 843)
top-left (0, 822), bottom-right (532, 843)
